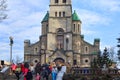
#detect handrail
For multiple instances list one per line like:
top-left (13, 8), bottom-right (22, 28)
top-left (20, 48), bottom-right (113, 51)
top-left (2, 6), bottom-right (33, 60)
top-left (0, 66), bottom-right (10, 80)
top-left (0, 66), bottom-right (9, 73)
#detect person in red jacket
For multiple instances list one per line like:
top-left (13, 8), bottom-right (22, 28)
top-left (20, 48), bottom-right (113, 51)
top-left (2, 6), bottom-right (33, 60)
top-left (23, 67), bottom-right (29, 80)
top-left (11, 63), bottom-right (17, 73)
top-left (20, 62), bottom-right (29, 80)
top-left (21, 63), bottom-right (25, 74)
top-left (24, 62), bottom-right (30, 80)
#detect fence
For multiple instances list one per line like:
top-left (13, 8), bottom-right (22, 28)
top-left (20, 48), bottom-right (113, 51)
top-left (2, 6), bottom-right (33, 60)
top-left (70, 67), bottom-right (119, 78)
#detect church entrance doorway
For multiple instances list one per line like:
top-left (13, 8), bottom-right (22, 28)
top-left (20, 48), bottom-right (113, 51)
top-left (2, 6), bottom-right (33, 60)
top-left (54, 58), bottom-right (65, 65)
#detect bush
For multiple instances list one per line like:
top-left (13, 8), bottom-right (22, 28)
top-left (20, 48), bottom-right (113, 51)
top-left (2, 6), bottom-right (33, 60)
top-left (63, 73), bottom-right (75, 80)
top-left (80, 77), bottom-right (87, 80)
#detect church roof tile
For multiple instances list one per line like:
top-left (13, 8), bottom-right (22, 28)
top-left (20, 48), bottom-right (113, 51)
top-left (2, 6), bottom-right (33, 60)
top-left (42, 11), bottom-right (49, 22)
top-left (72, 10), bottom-right (81, 21)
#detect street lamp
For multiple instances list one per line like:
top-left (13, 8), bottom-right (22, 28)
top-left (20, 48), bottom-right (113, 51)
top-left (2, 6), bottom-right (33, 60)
top-left (117, 37), bottom-right (120, 60)
top-left (9, 36), bottom-right (13, 64)
top-left (45, 50), bottom-right (46, 64)
top-left (66, 35), bottom-right (69, 50)
top-left (39, 49), bottom-right (41, 65)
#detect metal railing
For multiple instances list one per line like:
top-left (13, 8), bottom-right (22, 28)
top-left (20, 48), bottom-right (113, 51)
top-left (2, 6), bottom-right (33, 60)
top-left (70, 67), bottom-right (119, 77)
top-left (0, 66), bottom-right (10, 80)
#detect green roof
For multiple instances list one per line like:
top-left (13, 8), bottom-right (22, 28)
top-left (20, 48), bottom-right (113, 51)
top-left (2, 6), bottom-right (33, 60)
top-left (94, 38), bottom-right (100, 42)
top-left (42, 11), bottom-right (49, 22)
top-left (72, 10), bottom-right (80, 21)
top-left (80, 35), bottom-right (84, 39)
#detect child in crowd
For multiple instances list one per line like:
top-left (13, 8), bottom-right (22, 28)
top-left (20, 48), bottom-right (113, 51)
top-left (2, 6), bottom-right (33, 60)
top-left (36, 73), bottom-right (41, 80)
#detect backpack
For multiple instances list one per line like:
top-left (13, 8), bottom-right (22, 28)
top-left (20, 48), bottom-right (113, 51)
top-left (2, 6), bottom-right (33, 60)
top-left (47, 67), bottom-right (51, 74)
top-left (42, 69), bottom-right (48, 77)
top-left (26, 71), bottom-right (33, 79)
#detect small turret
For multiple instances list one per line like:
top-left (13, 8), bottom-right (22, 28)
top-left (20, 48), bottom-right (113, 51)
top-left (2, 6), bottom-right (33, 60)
top-left (24, 40), bottom-right (30, 47)
top-left (72, 10), bottom-right (82, 34)
top-left (81, 35), bottom-right (84, 39)
top-left (41, 11), bottom-right (49, 35)
top-left (94, 38), bottom-right (100, 47)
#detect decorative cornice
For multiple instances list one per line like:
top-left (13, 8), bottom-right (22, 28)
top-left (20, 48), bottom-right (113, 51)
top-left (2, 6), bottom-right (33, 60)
top-left (25, 54), bottom-right (40, 56)
top-left (49, 16), bottom-right (71, 18)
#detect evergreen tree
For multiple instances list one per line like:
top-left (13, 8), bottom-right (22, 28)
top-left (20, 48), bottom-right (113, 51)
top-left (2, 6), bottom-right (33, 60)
top-left (102, 47), bottom-right (112, 68)
top-left (91, 58), bottom-right (98, 68)
top-left (97, 51), bottom-right (103, 68)
top-left (91, 48), bottom-right (112, 68)
top-left (91, 51), bottom-right (102, 68)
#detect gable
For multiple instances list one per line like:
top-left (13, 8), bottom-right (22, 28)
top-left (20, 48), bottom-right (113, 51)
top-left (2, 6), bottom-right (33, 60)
top-left (52, 50), bottom-right (66, 58)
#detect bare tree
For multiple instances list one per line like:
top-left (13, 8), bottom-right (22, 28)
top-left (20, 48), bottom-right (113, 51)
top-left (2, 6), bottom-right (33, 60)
top-left (108, 47), bottom-right (115, 61)
top-left (13, 55), bottom-right (23, 64)
top-left (0, 0), bottom-right (7, 22)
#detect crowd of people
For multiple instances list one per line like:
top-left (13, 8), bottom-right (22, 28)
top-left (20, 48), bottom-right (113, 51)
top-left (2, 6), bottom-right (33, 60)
top-left (11, 62), bottom-right (67, 80)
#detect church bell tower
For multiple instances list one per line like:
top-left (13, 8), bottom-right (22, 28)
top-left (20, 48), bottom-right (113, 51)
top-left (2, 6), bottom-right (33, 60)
top-left (47, 0), bottom-right (73, 51)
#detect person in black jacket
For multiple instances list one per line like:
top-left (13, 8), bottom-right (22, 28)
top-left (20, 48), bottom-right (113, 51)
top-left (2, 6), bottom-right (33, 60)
top-left (41, 66), bottom-right (49, 80)
top-left (25, 69), bottom-right (33, 80)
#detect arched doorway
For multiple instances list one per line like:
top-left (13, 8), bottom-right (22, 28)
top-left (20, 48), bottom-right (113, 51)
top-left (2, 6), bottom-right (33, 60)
top-left (54, 58), bottom-right (65, 65)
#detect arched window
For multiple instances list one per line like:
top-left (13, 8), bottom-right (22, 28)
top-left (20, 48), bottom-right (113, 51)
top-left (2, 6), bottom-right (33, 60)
top-left (57, 28), bottom-right (64, 33)
top-left (59, 12), bottom-right (61, 17)
top-left (63, 0), bottom-right (66, 3)
top-left (73, 60), bottom-right (77, 65)
top-left (78, 24), bottom-right (80, 32)
top-left (35, 48), bottom-right (37, 53)
top-left (46, 24), bottom-right (48, 33)
top-left (55, 0), bottom-right (58, 3)
top-left (34, 47), bottom-right (38, 54)
top-left (56, 28), bottom-right (64, 49)
top-left (63, 11), bottom-right (65, 17)
top-left (55, 12), bottom-right (57, 17)
top-left (73, 24), bottom-right (75, 32)
top-left (84, 46), bottom-right (89, 54)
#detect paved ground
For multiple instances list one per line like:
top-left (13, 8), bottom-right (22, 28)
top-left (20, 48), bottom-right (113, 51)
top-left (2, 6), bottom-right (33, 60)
top-left (6, 74), bottom-right (52, 80)
top-left (6, 74), bottom-right (42, 80)
top-left (5, 74), bottom-right (16, 80)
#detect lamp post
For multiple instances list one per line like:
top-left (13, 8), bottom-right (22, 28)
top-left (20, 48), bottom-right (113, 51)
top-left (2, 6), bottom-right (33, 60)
top-left (66, 35), bottom-right (69, 50)
top-left (117, 37), bottom-right (120, 60)
top-left (9, 36), bottom-right (13, 64)
top-left (45, 50), bottom-right (46, 64)
top-left (39, 49), bottom-right (41, 65)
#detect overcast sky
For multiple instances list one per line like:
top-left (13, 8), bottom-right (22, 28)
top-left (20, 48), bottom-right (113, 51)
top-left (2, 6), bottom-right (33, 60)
top-left (0, 0), bottom-right (120, 62)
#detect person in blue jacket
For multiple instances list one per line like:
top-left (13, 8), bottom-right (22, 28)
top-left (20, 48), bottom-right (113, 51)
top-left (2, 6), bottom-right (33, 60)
top-left (52, 66), bottom-right (58, 80)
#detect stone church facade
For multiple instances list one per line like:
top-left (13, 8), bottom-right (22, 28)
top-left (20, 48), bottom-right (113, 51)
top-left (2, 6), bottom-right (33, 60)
top-left (24, 0), bottom-right (100, 67)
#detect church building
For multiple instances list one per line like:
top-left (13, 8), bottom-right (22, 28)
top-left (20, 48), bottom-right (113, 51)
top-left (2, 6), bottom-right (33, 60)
top-left (24, 0), bottom-right (100, 67)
